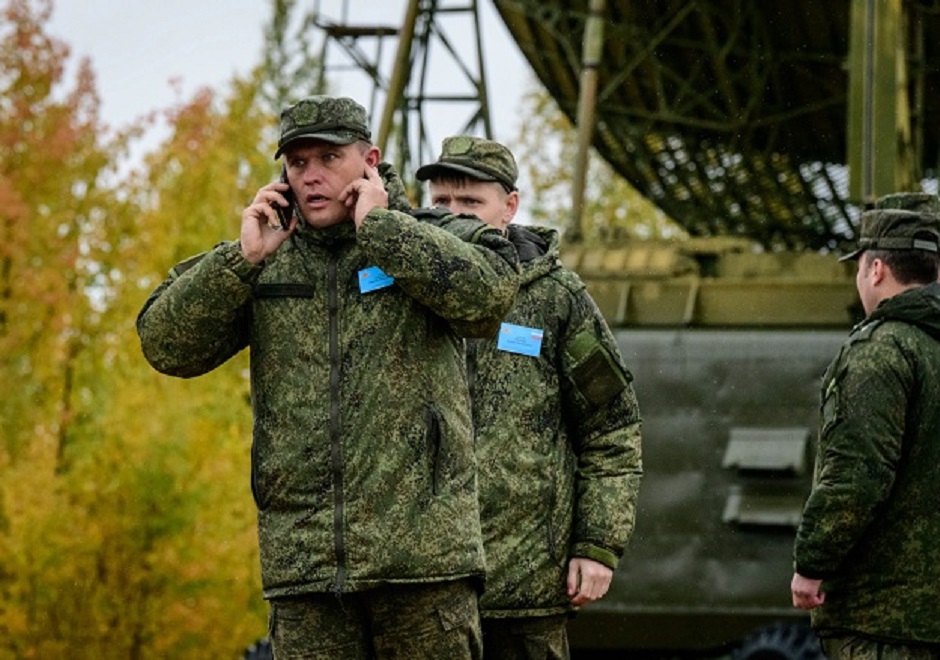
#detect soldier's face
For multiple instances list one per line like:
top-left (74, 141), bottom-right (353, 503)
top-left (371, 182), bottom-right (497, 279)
top-left (284, 140), bottom-right (380, 229)
top-left (428, 179), bottom-right (518, 231)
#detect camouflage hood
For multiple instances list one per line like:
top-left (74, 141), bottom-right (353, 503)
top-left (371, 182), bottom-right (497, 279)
top-left (868, 281), bottom-right (940, 341)
top-left (507, 224), bottom-right (562, 286)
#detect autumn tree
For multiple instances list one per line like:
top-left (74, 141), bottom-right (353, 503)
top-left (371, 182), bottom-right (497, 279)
top-left (261, 0), bottom-right (328, 115)
top-left (83, 71), bottom-right (277, 657)
top-left (0, 0), bottom-right (277, 655)
top-left (0, 0), bottom-right (160, 654)
top-left (0, 0), bottom-right (385, 654)
top-left (0, 0), bottom-right (135, 466)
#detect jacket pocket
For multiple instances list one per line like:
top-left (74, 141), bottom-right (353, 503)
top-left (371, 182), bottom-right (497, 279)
top-left (254, 283), bottom-right (315, 298)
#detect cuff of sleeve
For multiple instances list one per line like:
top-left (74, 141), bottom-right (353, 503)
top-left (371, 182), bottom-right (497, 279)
top-left (793, 561), bottom-right (831, 581)
top-left (571, 543), bottom-right (620, 570)
top-left (218, 241), bottom-right (263, 284)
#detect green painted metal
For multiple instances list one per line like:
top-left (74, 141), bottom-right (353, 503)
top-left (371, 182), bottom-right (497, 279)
top-left (847, 0), bottom-right (913, 204)
top-left (559, 240), bottom-right (857, 654)
top-left (562, 237), bottom-right (860, 328)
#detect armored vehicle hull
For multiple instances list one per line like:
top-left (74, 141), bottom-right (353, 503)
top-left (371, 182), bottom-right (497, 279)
top-left (562, 238), bottom-right (858, 657)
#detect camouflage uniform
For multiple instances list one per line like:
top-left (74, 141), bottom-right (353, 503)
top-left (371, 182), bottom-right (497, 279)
top-left (138, 97), bottom-right (520, 658)
top-left (418, 137), bottom-right (643, 659)
top-left (468, 224), bottom-right (642, 613)
top-left (794, 209), bottom-right (940, 652)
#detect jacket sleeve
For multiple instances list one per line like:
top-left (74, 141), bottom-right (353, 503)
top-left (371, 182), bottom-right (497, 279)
top-left (356, 207), bottom-right (520, 338)
top-left (559, 283), bottom-right (644, 569)
top-left (136, 241), bottom-right (259, 378)
top-left (793, 329), bottom-right (908, 579)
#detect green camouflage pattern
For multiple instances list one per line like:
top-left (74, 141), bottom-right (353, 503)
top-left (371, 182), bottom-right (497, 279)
top-left (136, 163), bottom-right (520, 599)
top-left (416, 136), bottom-right (519, 191)
top-left (379, 161), bottom-right (412, 214)
top-left (820, 634), bottom-right (940, 660)
top-left (482, 613), bottom-right (570, 659)
top-left (467, 224), bottom-right (643, 618)
top-left (275, 95), bottom-right (372, 158)
top-left (875, 191), bottom-right (940, 215)
top-left (269, 579), bottom-right (482, 659)
top-left (840, 209), bottom-right (940, 262)
top-left (794, 282), bottom-right (940, 643)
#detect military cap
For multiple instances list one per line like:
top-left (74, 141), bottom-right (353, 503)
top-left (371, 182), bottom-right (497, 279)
top-left (415, 136), bottom-right (518, 192)
top-left (274, 96), bottom-right (372, 159)
top-left (875, 191), bottom-right (940, 215)
top-left (840, 208), bottom-right (940, 261)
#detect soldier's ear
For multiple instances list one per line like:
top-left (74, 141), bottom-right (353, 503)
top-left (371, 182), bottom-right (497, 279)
top-left (364, 146), bottom-right (381, 168)
top-left (504, 190), bottom-right (520, 223)
top-left (868, 256), bottom-right (888, 285)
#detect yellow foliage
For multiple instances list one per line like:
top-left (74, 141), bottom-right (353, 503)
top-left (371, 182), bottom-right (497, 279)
top-left (0, 1), bottom-right (281, 655)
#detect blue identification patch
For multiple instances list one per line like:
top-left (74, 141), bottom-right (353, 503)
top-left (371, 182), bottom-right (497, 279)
top-left (358, 266), bottom-right (395, 293)
top-left (497, 322), bottom-right (544, 357)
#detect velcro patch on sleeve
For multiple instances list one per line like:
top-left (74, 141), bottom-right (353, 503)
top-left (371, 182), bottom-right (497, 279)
top-left (568, 330), bottom-right (628, 408)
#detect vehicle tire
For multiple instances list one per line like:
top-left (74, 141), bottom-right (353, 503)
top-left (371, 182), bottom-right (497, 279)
top-left (243, 637), bottom-right (273, 660)
top-left (732, 622), bottom-right (824, 660)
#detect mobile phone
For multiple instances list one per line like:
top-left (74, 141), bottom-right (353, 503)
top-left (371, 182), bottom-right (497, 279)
top-left (273, 166), bottom-right (295, 230)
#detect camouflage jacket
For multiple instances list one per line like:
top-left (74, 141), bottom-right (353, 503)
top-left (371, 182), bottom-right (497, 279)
top-left (794, 282), bottom-right (940, 643)
top-left (136, 163), bottom-right (519, 599)
top-left (467, 224), bottom-right (643, 618)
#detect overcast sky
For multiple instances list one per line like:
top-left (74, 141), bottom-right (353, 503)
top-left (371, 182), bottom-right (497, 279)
top-left (47, 1), bottom-right (534, 149)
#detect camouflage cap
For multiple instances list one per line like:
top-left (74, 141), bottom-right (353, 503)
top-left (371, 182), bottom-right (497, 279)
top-left (874, 191), bottom-right (940, 215)
top-left (274, 96), bottom-right (372, 159)
top-left (840, 208), bottom-right (940, 261)
top-left (415, 136), bottom-right (518, 192)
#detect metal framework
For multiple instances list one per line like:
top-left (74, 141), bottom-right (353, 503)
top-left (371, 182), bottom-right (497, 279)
top-left (314, 0), bottom-right (940, 248)
top-left (314, 0), bottom-right (493, 200)
top-left (494, 0), bottom-right (940, 250)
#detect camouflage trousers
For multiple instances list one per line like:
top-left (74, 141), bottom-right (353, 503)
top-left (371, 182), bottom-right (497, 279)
top-left (821, 635), bottom-right (940, 660)
top-left (268, 578), bottom-right (482, 659)
top-left (481, 614), bottom-right (570, 660)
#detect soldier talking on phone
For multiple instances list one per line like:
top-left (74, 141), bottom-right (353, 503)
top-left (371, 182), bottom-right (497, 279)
top-left (137, 96), bottom-right (519, 658)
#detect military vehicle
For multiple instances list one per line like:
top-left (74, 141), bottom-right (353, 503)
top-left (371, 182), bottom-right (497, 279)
top-left (485, 0), bottom-right (937, 652)
top-left (557, 237), bottom-right (859, 658)
top-left (274, 1), bottom-right (938, 656)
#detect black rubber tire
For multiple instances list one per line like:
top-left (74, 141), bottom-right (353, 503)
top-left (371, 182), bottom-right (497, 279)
top-left (733, 622), bottom-right (824, 660)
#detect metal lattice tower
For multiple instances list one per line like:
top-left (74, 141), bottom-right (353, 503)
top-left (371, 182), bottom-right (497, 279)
top-left (314, 0), bottom-right (493, 202)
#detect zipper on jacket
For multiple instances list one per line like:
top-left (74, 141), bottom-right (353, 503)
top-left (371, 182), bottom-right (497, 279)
top-left (328, 256), bottom-right (346, 595)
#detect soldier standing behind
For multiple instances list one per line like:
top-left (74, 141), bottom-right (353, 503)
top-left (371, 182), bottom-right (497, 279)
top-left (417, 137), bottom-right (643, 660)
top-left (791, 208), bottom-right (940, 658)
top-left (137, 97), bottom-right (520, 659)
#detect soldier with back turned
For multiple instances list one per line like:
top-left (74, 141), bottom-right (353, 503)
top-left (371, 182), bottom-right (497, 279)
top-left (791, 206), bottom-right (940, 658)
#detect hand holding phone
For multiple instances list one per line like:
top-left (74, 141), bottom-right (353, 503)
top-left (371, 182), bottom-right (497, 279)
top-left (273, 166), bottom-right (295, 230)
